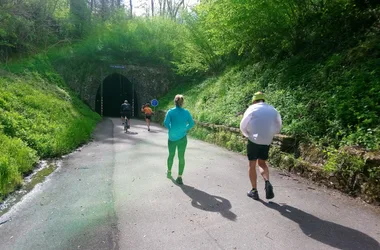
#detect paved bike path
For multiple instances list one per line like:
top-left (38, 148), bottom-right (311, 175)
top-left (0, 118), bottom-right (379, 250)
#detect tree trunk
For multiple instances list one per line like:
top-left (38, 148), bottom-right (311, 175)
top-left (158, 0), bottom-right (163, 15)
top-left (90, 0), bottom-right (94, 13)
top-left (70, 0), bottom-right (88, 37)
top-left (101, 0), bottom-right (107, 20)
top-left (130, 0), bottom-right (133, 17)
top-left (167, 0), bottom-right (172, 17)
top-left (173, 0), bottom-right (184, 18)
top-left (163, 0), bottom-right (166, 17)
top-left (151, 0), bottom-right (154, 16)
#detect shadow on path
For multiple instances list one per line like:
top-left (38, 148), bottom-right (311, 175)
top-left (171, 178), bottom-right (237, 221)
top-left (146, 130), bottom-right (160, 133)
top-left (125, 131), bottom-right (138, 135)
top-left (260, 201), bottom-right (380, 250)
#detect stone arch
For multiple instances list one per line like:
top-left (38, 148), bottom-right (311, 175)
top-left (95, 73), bottom-right (139, 117)
top-left (57, 63), bottom-right (172, 117)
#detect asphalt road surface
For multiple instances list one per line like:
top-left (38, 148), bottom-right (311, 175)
top-left (0, 118), bottom-right (379, 250)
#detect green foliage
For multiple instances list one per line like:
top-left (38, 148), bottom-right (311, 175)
top-left (0, 0), bottom-right (73, 61)
top-left (194, 0), bottom-right (376, 62)
top-left (194, 0), bottom-right (297, 59)
top-left (0, 71), bottom-right (100, 158)
top-left (48, 17), bottom-right (190, 77)
top-left (159, 66), bottom-right (262, 127)
top-left (268, 147), bottom-right (283, 169)
top-left (159, 50), bottom-right (380, 150)
top-left (324, 147), bottom-right (367, 193)
top-left (188, 126), bottom-right (246, 153)
top-left (173, 12), bottom-right (220, 75)
top-left (69, 0), bottom-right (91, 38)
top-left (341, 128), bottom-right (380, 151)
top-left (0, 133), bottom-right (38, 199)
top-left (0, 57), bottom-right (100, 199)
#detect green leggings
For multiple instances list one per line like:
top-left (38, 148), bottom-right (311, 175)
top-left (167, 136), bottom-right (188, 175)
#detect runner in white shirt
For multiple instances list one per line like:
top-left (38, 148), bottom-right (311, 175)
top-left (240, 92), bottom-right (282, 200)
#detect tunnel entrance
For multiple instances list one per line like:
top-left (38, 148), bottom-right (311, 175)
top-left (95, 73), bottom-right (138, 117)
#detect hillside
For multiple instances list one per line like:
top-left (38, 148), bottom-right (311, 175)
top-left (156, 1), bottom-right (380, 202)
top-left (0, 56), bottom-right (100, 200)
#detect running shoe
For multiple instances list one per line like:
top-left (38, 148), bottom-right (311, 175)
top-left (176, 177), bottom-right (183, 185)
top-left (265, 181), bottom-right (275, 199)
top-left (166, 170), bottom-right (172, 179)
top-left (247, 189), bottom-right (259, 200)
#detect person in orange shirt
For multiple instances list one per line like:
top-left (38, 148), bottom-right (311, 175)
top-left (141, 102), bottom-right (154, 131)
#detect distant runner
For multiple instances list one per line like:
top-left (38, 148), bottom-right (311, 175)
top-left (141, 103), bottom-right (154, 131)
top-left (240, 91), bottom-right (282, 200)
top-left (120, 100), bottom-right (132, 129)
top-left (164, 95), bottom-right (194, 185)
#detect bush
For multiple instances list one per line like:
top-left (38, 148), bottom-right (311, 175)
top-left (159, 51), bottom-right (380, 150)
top-left (0, 68), bottom-right (100, 156)
top-left (0, 58), bottom-right (100, 199)
top-left (0, 133), bottom-right (38, 200)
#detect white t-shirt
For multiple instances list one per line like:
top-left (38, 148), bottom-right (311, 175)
top-left (239, 102), bottom-right (282, 145)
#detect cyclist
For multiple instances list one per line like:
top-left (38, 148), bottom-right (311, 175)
top-left (120, 100), bottom-right (132, 130)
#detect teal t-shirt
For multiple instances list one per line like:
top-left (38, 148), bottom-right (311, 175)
top-left (164, 106), bottom-right (194, 141)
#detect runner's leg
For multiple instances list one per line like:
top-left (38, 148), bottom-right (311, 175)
top-left (167, 140), bottom-right (176, 173)
top-left (258, 159), bottom-right (269, 181)
top-left (257, 144), bottom-right (274, 199)
top-left (249, 160), bottom-right (258, 189)
top-left (259, 159), bottom-right (274, 199)
top-left (177, 137), bottom-right (188, 177)
top-left (247, 141), bottom-right (259, 189)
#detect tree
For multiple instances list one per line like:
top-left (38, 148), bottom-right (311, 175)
top-left (130, 0), bottom-right (133, 17)
top-left (151, 0), bottom-right (154, 16)
top-left (158, 0), bottom-right (185, 19)
top-left (70, 0), bottom-right (89, 37)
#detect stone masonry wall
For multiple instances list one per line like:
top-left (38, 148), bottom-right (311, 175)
top-left (54, 63), bottom-right (172, 114)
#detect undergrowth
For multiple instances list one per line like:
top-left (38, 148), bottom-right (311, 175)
top-left (0, 57), bottom-right (100, 200)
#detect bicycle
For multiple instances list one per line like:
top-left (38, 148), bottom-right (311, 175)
top-left (123, 116), bottom-right (129, 133)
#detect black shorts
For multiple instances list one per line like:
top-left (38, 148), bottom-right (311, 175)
top-left (145, 115), bottom-right (152, 120)
top-left (121, 112), bottom-right (132, 119)
top-left (247, 140), bottom-right (270, 161)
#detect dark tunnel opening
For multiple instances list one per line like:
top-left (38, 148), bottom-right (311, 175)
top-left (95, 73), bottom-right (138, 117)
